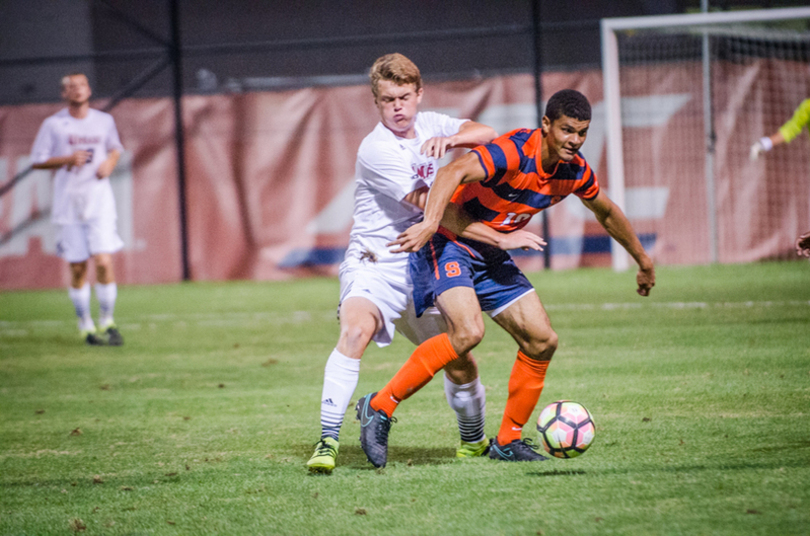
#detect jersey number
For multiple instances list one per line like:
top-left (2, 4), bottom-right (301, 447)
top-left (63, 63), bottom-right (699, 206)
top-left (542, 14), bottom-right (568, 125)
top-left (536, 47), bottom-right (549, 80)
top-left (502, 212), bottom-right (531, 227)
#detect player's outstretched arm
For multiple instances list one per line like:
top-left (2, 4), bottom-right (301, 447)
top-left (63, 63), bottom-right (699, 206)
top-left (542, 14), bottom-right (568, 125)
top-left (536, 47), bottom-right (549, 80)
top-left (400, 185), bottom-right (544, 251)
top-left (441, 203), bottom-right (546, 251)
top-left (389, 151), bottom-right (486, 253)
top-left (583, 190), bottom-right (655, 296)
top-left (749, 131), bottom-right (784, 161)
top-left (420, 121), bottom-right (497, 159)
top-left (751, 99), bottom-right (810, 160)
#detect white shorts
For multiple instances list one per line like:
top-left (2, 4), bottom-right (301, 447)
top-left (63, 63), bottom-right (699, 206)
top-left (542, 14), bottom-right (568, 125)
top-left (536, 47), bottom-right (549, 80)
top-left (339, 255), bottom-right (447, 348)
top-left (56, 220), bottom-right (124, 263)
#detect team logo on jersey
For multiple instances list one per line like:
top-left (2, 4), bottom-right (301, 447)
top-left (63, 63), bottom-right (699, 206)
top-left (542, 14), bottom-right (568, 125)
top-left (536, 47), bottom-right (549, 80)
top-left (411, 162), bottom-right (435, 181)
top-left (68, 135), bottom-right (102, 145)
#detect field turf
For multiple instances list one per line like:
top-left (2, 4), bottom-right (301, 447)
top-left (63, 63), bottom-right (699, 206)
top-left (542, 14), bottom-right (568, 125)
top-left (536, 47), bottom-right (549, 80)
top-left (1, 261), bottom-right (809, 535)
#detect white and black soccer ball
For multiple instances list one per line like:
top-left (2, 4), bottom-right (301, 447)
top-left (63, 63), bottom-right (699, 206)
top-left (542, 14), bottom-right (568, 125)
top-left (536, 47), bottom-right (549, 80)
top-left (536, 400), bottom-right (595, 458)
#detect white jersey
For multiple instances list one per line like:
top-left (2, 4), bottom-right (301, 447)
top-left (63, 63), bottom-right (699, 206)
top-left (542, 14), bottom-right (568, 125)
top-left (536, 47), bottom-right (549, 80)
top-left (30, 108), bottom-right (124, 225)
top-left (340, 111), bottom-right (468, 347)
top-left (347, 111), bottom-right (468, 267)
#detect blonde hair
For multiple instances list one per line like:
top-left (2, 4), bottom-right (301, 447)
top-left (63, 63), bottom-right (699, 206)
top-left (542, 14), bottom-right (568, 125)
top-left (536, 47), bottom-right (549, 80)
top-left (369, 53), bottom-right (422, 100)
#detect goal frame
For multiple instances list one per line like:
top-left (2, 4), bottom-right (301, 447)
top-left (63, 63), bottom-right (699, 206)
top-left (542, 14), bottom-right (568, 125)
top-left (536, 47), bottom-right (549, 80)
top-left (601, 7), bottom-right (810, 270)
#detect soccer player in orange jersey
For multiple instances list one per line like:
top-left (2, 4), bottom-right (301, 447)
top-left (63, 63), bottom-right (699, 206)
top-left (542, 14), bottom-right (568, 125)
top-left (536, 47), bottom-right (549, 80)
top-left (306, 53), bottom-right (546, 474)
top-left (356, 89), bottom-right (655, 466)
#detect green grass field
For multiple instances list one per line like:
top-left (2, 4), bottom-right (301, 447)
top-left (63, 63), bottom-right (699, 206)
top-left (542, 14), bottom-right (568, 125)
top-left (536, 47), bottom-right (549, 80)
top-left (2, 261), bottom-right (809, 535)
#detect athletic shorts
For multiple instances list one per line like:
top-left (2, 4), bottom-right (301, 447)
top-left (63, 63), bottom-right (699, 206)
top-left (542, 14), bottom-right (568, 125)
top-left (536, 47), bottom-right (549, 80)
top-left (56, 220), bottom-right (124, 263)
top-left (338, 254), bottom-right (447, 348)
top-left (410, 232), bottom-right (535, 318)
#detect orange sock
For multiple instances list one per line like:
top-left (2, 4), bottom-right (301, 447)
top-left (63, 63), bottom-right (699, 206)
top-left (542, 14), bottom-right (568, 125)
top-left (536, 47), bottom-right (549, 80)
top-left (371, 333), bottom-right (459, 416)
top-left (497, 351), bottom-right (549, 444)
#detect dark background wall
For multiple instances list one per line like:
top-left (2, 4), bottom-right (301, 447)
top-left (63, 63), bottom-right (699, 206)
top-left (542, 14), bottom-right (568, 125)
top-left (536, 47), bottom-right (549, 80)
top-left (0, 0), bottom-right (806, 104)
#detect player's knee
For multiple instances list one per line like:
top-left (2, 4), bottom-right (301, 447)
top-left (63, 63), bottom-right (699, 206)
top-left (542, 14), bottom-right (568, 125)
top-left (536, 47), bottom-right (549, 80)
top-left (69, 262), bottom-right (88, 285)
top-left (523, 330), bottom-right (558, 360)
top-left (338, 323), bottom-right (375, 355)
top-left (94, 256), bottom-right (114, 282)
top-left (448, 318), bottom-right (485, 355)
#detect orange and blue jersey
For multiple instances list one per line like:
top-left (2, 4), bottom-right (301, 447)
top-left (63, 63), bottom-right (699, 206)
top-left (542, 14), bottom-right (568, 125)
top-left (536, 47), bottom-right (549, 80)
top-left (452, 128), bottom-right (600, 232)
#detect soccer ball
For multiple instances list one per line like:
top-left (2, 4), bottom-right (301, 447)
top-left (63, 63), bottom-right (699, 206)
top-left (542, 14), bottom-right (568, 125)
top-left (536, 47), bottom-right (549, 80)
top-left (536, 400), bottom-right (595, 458)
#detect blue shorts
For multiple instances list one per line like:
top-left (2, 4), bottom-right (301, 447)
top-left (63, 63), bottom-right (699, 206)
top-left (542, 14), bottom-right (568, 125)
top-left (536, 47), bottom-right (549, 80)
top-left (409, 232), bottom-right (535, 317)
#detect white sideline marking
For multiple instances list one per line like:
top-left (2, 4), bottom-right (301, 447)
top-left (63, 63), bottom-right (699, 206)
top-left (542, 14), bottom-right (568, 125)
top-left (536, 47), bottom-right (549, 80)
top-left (0, 301), bottom-right (807, 334)
top-left (545, 301), bottom-right (810, 311)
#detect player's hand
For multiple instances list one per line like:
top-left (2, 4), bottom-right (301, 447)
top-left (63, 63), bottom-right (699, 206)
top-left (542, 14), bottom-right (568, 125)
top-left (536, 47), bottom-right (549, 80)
top-left (749, 137), bottom-right (773, 161)
top-left (749, 141), bottom-right (764, 161)
top-left (387, 221), bottom-right (438, 253)
top-left (796, 231), bottom-right (810, 258)
top-left (67, 150), bottom-right (91, 170)
top-left (421, 136), bottom-right (453, 159)
top-left (497, 229), bottom-right (547, 252)
top-left (636, 263), bottom-right (655, 297)
top-left (96, 158), bottom-right (115, 179)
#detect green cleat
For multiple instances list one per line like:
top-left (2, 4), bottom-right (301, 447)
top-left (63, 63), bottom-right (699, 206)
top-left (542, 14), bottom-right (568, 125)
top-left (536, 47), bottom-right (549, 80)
top-left (307, 437), bottom-right (339, 474)
top-left (456, 438), bottom-right (490, 458)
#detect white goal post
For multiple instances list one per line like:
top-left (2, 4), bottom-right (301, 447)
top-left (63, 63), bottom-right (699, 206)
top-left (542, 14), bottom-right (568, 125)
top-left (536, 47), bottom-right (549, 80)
top-left (601, 7), bottom-right (810, 270)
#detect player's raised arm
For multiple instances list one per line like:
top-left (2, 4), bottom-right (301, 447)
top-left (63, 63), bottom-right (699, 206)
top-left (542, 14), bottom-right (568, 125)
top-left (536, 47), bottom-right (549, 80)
top-left (389, 151), bottom-right (487, 253)
top-left (421, 120), bottom-right (497, 159)
top-left (582, 189), bottom-right (655, 296)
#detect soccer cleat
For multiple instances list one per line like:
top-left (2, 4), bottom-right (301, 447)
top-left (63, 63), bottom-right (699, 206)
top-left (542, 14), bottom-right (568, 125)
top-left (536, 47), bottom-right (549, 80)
top-left (355, 392), bottom-right (396, 468)
top-left (488, 437), bottom-right (548, 462)
top-left (80, 329), bottom-right (106, 346)
top-left (103, 325), bottom-right (124, 346)
top-left (456, 438), bottom-right (490, 458)
top-left (307, 437), bottom-right (339, 474)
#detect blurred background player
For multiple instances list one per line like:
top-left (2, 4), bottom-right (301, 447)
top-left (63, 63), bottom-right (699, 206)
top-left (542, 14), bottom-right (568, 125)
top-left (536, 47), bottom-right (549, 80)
top-left (307, 53), bottom-right (545, 473)
top-left (749, 97), bottom-right (810, 259)
top-left (750, 97), bottom-right (809, 160)
top-left (30, 73), bottom-right (125, 346)
top-left (356, 89), bottom-right (654, 467)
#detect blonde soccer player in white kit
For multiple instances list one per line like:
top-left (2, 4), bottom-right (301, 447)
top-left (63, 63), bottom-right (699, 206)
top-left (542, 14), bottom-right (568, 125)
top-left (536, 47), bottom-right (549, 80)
top-left (307, 54), bottom-right (546, 473)
top-left (30, 73), bottom-right (125, 346)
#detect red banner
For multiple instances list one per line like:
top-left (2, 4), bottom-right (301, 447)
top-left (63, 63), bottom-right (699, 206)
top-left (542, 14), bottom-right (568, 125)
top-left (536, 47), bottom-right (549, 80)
top-left (1, 66), bottom-right (807, 289)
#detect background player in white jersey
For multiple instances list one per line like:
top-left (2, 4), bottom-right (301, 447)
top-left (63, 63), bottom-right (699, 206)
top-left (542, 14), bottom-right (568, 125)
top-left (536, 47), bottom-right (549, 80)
top-left (30, 73), bottom-right (125, 346)
top-left (307, 53), bottom-right (546, 473)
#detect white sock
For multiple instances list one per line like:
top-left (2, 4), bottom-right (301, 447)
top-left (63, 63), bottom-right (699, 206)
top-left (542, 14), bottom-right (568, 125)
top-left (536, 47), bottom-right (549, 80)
top-left (69, 284), bottom-right (94, 332)
top-left (319, 349), bottom-right (361, 441)
top-left (444, 375), bottom-right (487, 444)
top-left (95, 282), bottom-right (117, 328)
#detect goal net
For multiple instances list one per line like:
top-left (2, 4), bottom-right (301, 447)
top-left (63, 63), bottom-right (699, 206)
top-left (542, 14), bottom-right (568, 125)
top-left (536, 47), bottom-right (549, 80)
top-left (602, 8), bottom-right (810, 268)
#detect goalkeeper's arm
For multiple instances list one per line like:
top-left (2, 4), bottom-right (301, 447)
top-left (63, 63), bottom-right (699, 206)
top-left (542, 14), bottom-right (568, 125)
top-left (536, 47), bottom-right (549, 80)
top-left (750, 98), bottom-right (810, 160)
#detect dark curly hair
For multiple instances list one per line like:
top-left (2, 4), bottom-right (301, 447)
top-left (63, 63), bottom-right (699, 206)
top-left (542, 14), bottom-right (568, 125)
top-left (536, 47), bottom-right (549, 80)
top-left (544, 89), bottom-right (591, 123)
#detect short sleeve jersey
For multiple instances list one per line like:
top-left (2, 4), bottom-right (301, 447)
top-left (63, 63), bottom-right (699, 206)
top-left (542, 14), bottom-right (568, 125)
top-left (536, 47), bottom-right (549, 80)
top-left (779, 98), bottom-right (810, 144)
top-left (30, 108), bottom-right (124, 224)
top-left (349, 111), bottom-right (468, 263)
top-left (454, 128), bottom-right (599, 232)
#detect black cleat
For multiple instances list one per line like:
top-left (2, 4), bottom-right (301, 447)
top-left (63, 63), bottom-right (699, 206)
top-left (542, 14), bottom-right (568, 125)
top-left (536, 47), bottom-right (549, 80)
top-left (355, 392), bottom-right (396, 468)
top-left (103, 325), bottom-right (124, 346)
top-left (81, 329), bottom-right (106, 346)
top-left (488, 437), bottom-right (548, 462)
